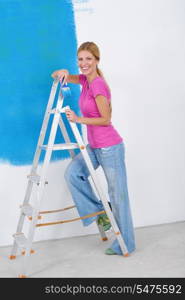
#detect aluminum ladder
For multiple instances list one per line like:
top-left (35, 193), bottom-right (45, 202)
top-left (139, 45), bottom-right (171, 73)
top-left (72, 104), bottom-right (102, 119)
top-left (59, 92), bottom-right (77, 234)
top-left (9, 78), bottom-right (128, 277)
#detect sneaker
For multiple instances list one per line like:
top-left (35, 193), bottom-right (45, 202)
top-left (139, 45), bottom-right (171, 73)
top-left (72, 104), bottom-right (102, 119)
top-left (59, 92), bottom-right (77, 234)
top-left (98, 214), bottom-right (111, 231)
top-left (105, 248), bottom-right (117, 255)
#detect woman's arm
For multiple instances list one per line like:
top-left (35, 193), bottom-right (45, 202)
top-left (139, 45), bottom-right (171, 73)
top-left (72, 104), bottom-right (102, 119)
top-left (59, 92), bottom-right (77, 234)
top-left (51, 69), bottom-right (80, 84)
top-left (66, 95), bottom-right (112, 126)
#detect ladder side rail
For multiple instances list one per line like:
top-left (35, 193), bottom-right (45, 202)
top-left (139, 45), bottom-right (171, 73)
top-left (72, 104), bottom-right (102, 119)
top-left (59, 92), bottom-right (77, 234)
top-left (38, 89), bottom-right (64, 193)
top-left (22, 79), bottom-right (59, 210)
top-left (59, 109), bottom-right (108, 241)
top-left (68, 121), bottom-right (128, 255)
top-left (30, 79), bottom-right (59, 174)
top-left (21, 187), bottom-right (44, 276)
top-left (10, 80), bottom-right (59, 257)
top-left (26, 89), bottom-right (65, 233)
top-left (58, 116), bottom-right (75, 158)
top-left (81, 145), bottom-right (129, 255)
top-left (19, 80), bottom-right (59, 213)
top-left (13, 182), bottom-right (34, 234)
top-left (59, 114), bottom-right (107, 241)
top-left (21, 89), bottom-right (64, 276)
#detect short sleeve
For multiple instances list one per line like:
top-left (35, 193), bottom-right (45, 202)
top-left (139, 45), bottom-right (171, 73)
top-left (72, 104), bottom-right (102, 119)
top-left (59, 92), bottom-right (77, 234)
top-left (79, 74), bottom-right (87, 86)
top-left (90, 79), bottom-right (111, 102)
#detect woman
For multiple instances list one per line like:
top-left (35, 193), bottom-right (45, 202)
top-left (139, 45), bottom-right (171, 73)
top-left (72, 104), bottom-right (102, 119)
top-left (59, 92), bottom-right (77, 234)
top-left (52, 42), bottom-right (135, 255)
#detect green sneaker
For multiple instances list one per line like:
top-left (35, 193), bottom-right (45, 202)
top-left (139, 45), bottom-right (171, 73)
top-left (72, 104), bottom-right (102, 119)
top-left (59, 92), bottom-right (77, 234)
top-left (98, 214), bottom-right (111, 231)
top-left (105, 248), bottom-right (117, 255)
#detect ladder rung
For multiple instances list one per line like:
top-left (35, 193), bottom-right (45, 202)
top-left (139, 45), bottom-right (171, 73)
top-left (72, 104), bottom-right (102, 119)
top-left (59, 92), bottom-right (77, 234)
top-left (13, 233), bottom-right (28, 249)
top-left (36, 210), bottom-right (105, 227)
top-left (40, 143), bottom-right (79, 151)
top-left (39, 205), bottom-right (76, 214)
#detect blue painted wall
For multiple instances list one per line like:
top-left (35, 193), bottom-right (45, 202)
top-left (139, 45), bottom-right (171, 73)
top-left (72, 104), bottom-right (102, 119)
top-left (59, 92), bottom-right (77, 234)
top-left (0, 0), bottom-right (80, 165)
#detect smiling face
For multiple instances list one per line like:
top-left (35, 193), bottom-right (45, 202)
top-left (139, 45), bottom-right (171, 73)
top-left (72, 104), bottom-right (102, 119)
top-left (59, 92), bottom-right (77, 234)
top-left (78, 50), bottom-right (98, 81)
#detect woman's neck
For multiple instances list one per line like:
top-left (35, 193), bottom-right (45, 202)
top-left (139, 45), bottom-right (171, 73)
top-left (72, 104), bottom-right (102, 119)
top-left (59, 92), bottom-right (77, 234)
top-left (86, 71), bottom-right (99, 83)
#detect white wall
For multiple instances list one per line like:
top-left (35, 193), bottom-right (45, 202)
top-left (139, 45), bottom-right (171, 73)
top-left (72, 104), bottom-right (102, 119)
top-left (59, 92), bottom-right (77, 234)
top-left (0, 0), bottom-right (185, 246)
top-left (73, 0), bottom-right (185, 226)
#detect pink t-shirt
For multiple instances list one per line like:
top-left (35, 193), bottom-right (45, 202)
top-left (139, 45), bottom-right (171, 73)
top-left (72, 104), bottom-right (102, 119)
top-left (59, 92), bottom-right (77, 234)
top-left (79, 74), bottom-right (123, 148)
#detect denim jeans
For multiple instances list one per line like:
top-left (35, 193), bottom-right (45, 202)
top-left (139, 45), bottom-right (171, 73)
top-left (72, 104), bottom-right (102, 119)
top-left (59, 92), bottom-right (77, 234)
top-left (64, 142), bottom-right (136, 254)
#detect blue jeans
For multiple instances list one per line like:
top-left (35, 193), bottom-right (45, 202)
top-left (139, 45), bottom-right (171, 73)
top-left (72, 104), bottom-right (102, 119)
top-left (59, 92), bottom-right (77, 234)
top-left (64, 143), bottom-right (136, 254)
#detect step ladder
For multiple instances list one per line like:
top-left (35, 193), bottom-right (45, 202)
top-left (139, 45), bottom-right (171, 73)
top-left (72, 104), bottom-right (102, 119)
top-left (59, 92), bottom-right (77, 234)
top-left (9, 78), bottom-right (129, 277)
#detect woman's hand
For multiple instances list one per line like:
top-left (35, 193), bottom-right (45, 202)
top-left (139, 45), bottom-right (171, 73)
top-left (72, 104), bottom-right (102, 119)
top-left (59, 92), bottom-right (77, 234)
top-left (51, 69), bottom-right (69, 84)
top-left (65, 109), bottom-right (79, 123)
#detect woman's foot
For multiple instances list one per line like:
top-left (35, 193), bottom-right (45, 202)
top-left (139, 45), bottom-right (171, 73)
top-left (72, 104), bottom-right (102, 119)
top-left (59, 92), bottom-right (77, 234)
top-left (98, 213), bottom-right (111, 231)
top-left (105, 248), bottom-right (117, 255)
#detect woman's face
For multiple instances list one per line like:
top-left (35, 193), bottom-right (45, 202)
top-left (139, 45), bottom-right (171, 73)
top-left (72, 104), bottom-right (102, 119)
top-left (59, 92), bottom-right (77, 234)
top-left (78, 50), bottom-right (98, 77)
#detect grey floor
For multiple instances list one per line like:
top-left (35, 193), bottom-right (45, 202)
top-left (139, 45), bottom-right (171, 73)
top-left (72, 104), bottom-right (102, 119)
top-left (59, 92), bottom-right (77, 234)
top-left (0, 221), bottom-right (184, 278)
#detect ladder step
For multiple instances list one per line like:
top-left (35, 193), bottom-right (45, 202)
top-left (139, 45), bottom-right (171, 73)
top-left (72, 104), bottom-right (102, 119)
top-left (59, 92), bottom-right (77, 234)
top-left (40, 143), bottom-right (79, 151)
top-left (13, 233), bottom-right (28, 249)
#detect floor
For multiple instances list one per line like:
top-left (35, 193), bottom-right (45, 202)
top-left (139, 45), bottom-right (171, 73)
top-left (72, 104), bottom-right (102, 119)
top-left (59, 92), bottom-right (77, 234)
top-left (0, 221), bottom-right (184, 278)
